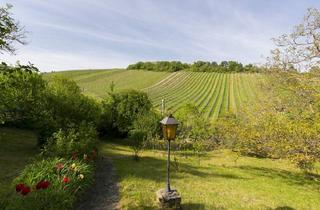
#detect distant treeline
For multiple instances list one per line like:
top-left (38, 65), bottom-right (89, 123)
top-left (127, 61), bottom-right (261, 73)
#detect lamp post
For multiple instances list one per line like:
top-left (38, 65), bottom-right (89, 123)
top-left (157, 114), bottom-right (181, 209)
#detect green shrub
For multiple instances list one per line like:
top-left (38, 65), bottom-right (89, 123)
top-left (37, 76), bottom-right (101, 145)
top-left (0, 62), bottom-right (47, 128)
top-left (214, 71), bottom-right (320, 172)
top-left (129, 129), bottom-right (147, 160)
top-left (0, 63), bottom-right (101, 146)
top-left (131, 111), bottom-right (161, 142)
top-left (43, 123), bottom-right (98, 159)
top-left (99, 90), bottom-right (152, 137)
top-left (4, 158), bottom-right (94, 210)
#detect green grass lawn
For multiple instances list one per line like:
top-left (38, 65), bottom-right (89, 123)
top-left (0, 128), bottom-right (39, 200)
top-left (101, 142), bottom-right (320, 210)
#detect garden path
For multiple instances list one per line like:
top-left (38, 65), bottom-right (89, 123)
top-left (75, 157), bottom-right (119, 210)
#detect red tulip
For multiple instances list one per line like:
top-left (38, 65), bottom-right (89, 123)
top-left (21, 186), bottom-right (31, 196)
top-left (16, 183), bottom-right (25, 192)
top-left (42, 181), bottom-right (50, 189)
top-left (36, 182), bottom-right (42, 190)
top-left (63, 177), bottom-right (69, 183)
top-left (36, 180), bottom-right (50, 190)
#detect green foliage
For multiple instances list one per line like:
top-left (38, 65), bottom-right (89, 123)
top-left (131, 111), bottom-right (161, 142)
top-left (39, 76), bottom-right (101, 145)
top-left (0, 62), bottom-right (45, 127)
top-left (127, 60), bottom-right (261, 73)
top-left (99, 90), bottom-right (152, 137)
top-left (129, 129), bottom-right (147, 160)
top-left (127, 61), bottom-right (188, 72)
top-left (216, 71), bottom-right (320, 171)
top-left (4, 158), bottom-right (94, 210)
top-left (43, 123), bottom-right (98, 158)
top-left (175, 104), bottom-right (215, 155)
top-left (0, 63), bottom-right (101, 145)
top-left (0, 4), bottom-right (26, 54)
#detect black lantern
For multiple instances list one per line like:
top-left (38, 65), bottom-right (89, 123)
top-left (160, 114), bottom-right (179, 193)
top-left (160, 114), bottom-right (179, 140)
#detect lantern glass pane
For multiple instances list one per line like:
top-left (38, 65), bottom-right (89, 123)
top-left (162, 125), bottom-right (167, 139)
top-left (166, 124), bottom-right (177, 140)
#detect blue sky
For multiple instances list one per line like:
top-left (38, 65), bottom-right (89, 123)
top-left (1, 0), bottom-right (320, 71)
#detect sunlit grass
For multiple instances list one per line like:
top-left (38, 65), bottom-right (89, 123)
top-left (101, 142), bottom-right (320, 210)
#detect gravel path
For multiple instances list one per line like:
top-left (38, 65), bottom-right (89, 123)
top-left (75, 157), bottom-right (119, 210)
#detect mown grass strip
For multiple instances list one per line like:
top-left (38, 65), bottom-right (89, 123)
top-left (219, 74), bottom-right (230, 116)
top-left (149, 72), bottom-right (193, 102)
top-left (229, 74), bottom-right (237, 113)
top-left (165, 72), bottom-right (210, 111)
top-left (198, 73), bottom-right (222, 116)
top-left (192, 73), bottom-right (218, 110)
top-left (206, 73), bottom-right (225, 119)
top-left (171, 72), bottom-right (215, 112)
top-left (151, 72), bottom-right (204, 108)
top-left (211, 73), bottom-right (227, 119)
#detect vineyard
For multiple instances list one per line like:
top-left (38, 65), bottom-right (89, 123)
top-left (145, 72), bottom-right (263, 119)
top-left (44, 70), bottom-right (264, 119)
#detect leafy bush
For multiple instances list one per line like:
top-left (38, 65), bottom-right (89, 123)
top-left (129, 129), bottom-right (147, 160)
top-left (37, 76), bottom-right (101, 145)
top-left (4, 158), bottom-right (94, 210)
top-left (0, 63), bottom-right (101, 146)
top-left (215, 71), bottom-right (320, 172)
top-left (0, 62), bottom-right (46, 128)
top-left (45, 77), bottom-right (101, 127)
top-left (131, 111), bottom-right (161, 142)
top-left (43, 123), bottom-right (98, 159)
top-left (99, 90), bottom-right (152, 137)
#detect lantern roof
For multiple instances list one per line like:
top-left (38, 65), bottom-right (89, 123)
top-left (160, 114), bottom-right (179, 125)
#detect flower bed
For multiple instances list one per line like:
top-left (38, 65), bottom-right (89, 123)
top-left (5, 157), bottom-right (94, 210)
top-left (2, 125), bottom-right (99, 210)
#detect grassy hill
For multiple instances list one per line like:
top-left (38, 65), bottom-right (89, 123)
top-left (44, 69), bottom-right (264, 119)
top-left (43, 69), bottom-right (170, 98)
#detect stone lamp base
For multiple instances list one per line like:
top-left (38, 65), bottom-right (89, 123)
top-left (156, 188), bottom-right (181, 210)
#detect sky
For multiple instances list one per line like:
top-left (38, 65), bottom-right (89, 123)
top-left (1, 0), bottom-right (320, 71)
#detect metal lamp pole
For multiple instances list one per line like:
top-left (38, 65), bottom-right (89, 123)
top-left (166, 139), bottom-right (171, 192)
top-left (158, 115), bottom-right (181, 209)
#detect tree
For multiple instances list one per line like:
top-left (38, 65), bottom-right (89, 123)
top-left (269, 8), bottom-right (320, 71)
top-left (131, 111), bottom-right (161, 140)
top-left (0, 62), bottom-right (45, 127)
top-left (175, 104), bottom-right (214, 158)
top-left (99, 90), bottom-right (152, 137)
top-left (0, 4), bottom-right (26, 54)
top-left (129, 129), bottom-right (147, 160)
top-left (218, 71), bottom-right (320, 172)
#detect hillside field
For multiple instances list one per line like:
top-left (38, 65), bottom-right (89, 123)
top-left (44, 69), bottom-right (264, 119)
